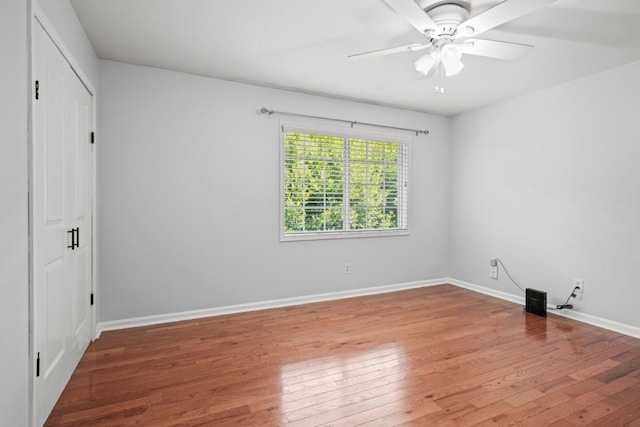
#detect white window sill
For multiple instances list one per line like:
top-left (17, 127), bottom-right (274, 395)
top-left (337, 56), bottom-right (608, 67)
top-left (280, 229), bottom-right (409, 242)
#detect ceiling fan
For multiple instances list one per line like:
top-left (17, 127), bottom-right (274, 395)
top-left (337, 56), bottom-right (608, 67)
top-left (350, 0), bottom-right (555, 91)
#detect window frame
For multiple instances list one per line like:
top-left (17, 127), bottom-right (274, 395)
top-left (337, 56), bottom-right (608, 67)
top-left (279, 120), bottom-right (411, 242)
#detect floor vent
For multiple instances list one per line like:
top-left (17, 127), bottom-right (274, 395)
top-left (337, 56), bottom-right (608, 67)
top-left (525, 288), bottom-right (547, 317)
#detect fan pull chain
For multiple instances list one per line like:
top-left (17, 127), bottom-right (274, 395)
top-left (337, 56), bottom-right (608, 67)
top-left (434, 61), bottom-right (445, 94)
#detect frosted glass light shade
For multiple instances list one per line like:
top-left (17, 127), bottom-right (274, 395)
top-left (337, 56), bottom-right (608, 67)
top-left (442, 46), bottom-right (464, 76)
top-left (414, 53), bottom-right (436, 75)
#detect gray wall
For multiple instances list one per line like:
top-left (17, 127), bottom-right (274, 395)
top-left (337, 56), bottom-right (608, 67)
top-left (98, 60), bottom-right (451, 321)
top-left (450, 60), bottom-right (640, 327)
top-left (0, 1), bottom-right (29, 426)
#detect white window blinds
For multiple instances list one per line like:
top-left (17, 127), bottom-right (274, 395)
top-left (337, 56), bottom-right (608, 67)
top-left (281, 127), bottom-right (409, 240)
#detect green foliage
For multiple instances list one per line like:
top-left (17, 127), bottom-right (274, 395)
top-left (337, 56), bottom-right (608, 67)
top-left (284, 132), bottom-right (404, 233)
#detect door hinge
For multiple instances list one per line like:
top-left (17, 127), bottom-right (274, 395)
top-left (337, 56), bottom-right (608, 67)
top-left (35, 81), bottom-right (40, 100)
top-left (90, 131), bottom-right (95, 144)
top-left (90, 293), bottom-right (94, 306)
top-left (36, 352), bottom-right (40, 377)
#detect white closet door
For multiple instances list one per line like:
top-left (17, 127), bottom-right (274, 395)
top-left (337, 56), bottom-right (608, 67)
top-left (32, 20), bottom-right (94, 427)
top-left (68, 63), bottom-right (93, 354)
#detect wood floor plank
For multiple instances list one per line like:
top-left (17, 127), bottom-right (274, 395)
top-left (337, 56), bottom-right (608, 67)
top-left (453, 400), bottom-right (515, 427)
top-left (44, 284), bottom-right (640, 426)
top-left (473, 401), bottom-right (546, 426)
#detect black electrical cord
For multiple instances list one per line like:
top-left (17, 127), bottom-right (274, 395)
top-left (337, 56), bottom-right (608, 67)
top-left (494, 258), bottom-right (526, 293)
top-left (555, 286), bottom-right (580, 310)
top-left (494, 258), bottom-right (579, 310)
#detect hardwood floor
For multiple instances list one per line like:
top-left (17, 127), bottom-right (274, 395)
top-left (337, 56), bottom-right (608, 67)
top-left (46, 284), bottom-right (640, 426)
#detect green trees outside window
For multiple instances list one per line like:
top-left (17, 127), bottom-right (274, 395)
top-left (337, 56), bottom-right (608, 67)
top-left (283, 131), bottom-right (408, 235)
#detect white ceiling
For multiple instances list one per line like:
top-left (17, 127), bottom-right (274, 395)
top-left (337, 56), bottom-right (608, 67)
top-left (70, 0), bottom-right (640, 116)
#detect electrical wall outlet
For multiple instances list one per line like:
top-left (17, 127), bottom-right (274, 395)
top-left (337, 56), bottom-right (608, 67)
top-left (344, 263), bottom-right (351, 274)
top-left (489, 259), bottom-right (498, 279)
top-left (573, 278), bottom-right (584, 293)
top-left (490, 266), bottom-right (498, 279)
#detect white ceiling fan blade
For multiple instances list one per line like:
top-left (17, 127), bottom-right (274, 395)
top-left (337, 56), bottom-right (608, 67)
top-left (348, 43), bottom-right (430, 59)
top-left (458, 38), bottom-right (533, 60)
top-left (383, 0), bottom-right (439, 35)
top-left (457, 0), bottom-right (555, 38)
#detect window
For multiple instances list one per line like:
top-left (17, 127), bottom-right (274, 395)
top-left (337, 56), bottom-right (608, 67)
top-left (281, 125), bottom-right (409, 241)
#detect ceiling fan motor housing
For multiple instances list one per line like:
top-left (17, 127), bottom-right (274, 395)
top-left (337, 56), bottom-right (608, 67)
top-left (418, 0), bottom-right (471, 35)
top-left (417, 0), bottom-right (471, 12)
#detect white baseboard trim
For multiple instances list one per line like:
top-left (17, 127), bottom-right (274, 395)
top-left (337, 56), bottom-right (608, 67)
top-left (448, 278), bottom-right (640, 339)
top-left (95, 278), bottom-right (640, 340)
top-left (449, 278), bottom-right (525, 306)
top-left (543, 307), bottom-right (640, 339)
top-left (96, 278), bottom-right (449, 336)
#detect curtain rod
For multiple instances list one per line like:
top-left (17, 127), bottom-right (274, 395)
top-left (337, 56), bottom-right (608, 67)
top-left (259, 107), bottom-right (429, 136)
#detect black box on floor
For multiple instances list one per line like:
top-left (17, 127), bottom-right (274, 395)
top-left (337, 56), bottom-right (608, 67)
top-left (525, 288), bottom-right (547, 317)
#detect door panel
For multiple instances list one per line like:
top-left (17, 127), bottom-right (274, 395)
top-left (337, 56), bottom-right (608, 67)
top-left (43, 257), bottom-right (66, 379)
top-left (43, 61), bottom-right (65, 224)
top-left (72, 248), bottom-right (90, 347)
top-left (74, 98), bottom-right (90, 221)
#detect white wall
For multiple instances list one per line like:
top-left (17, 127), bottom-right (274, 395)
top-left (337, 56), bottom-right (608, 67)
top-left (98, 60), bottom-right (450, 322)
top-left (450, 60), bottom-right (640, 327)
top-left (0, 1), bottom-right (29, 425)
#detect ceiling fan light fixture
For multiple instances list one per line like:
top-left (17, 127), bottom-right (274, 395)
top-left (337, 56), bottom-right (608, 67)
top-left (414, 52), bottom-right (436, 75)
top-left (441, 45), bottom-right (464, 76)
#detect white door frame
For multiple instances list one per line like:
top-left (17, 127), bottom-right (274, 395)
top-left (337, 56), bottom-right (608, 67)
top-left (30, 6), bottom-right (98, 426)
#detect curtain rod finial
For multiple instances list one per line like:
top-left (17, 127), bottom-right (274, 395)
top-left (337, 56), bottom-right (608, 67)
top-left (260, 107), bottom-right (274, 117)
